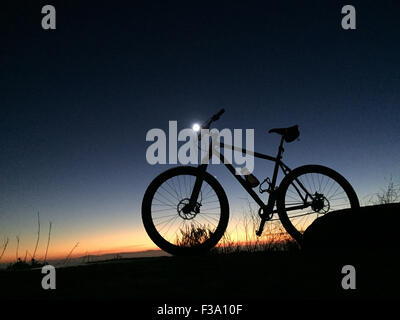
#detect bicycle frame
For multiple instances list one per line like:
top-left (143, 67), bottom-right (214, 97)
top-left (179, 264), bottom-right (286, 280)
top-left (188, 135), bottom-right (314, 222)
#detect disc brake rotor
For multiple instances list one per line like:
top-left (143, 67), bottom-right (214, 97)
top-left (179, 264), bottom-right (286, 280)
top-left (311, 192), bottom-right (330, 214)
top-left (177, 198), bottom-right (201, 220)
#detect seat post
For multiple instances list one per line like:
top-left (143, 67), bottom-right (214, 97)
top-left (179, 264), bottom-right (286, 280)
top-left (256, 138), bottom-right (285, 236)
top-left (270, 137), bottom-right (285, 191)
top-left (278, 136), bottom-right (285, 156)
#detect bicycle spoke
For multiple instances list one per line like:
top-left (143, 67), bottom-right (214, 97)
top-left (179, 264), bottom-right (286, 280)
top-left (202, 199), bottom-right (220, 205)
top-left (153, 196), bottom-right (176, 208)
top-left (156, 215), bottom-right (180, 230)
top-left (160, 185), bottom-right (180, 203)
top-left (163, 216), bottom-right (180, 238)
top-left (152, 208), bottom-right (176, 214)
top-left (166, 180), bottom-right (181, 201)
top-left (198, 214), bottom-right (219, 223)
top-left (152, 202), bottom-right (176, 208)
top-left (197, 212), bottom-right (221, 215)
top-left (152, 213), bottom-right (178, 220)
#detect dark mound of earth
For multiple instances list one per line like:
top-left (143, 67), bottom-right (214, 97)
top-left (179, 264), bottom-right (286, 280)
top-left (303, 203), bottom-right (400, 254)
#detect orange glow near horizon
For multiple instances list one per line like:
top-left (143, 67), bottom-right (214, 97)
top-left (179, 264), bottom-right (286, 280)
top-left (0, 225), bottom-right (158, 264)
top-left (0, 215), bottom-right (291, 264)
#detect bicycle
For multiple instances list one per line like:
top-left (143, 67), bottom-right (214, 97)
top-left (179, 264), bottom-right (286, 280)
top-left (142, 109), bottom-right (360, 255)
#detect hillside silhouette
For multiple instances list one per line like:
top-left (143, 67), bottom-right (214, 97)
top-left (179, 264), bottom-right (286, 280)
top-left (303, 203), bottom-right (400, 254)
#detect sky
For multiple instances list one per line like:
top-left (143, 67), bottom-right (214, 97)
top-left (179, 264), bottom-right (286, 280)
top-left (1, 1), bottom-right (399, 262)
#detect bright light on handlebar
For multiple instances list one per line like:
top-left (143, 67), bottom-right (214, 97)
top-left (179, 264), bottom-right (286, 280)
top-left (192, 123), bottom-right (201, 132)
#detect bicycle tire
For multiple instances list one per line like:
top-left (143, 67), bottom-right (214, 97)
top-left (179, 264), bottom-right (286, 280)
top-left (277, 165), bottom-right (360, 244)
top-left (142, 166), bottom-right (229, 255)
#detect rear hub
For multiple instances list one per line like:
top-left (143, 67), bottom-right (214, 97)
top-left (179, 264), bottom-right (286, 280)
top-left (311, 192), bottom-right (330, 214)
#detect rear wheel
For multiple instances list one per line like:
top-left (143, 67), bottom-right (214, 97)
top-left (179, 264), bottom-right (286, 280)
top-left (277, 165), bottom-right (360, 244)
top-left (142, 166), bottom-right (229, 255)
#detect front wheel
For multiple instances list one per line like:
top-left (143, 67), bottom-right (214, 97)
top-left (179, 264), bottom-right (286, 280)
top-left (142, 166), bottom-right (230, 255)
top-left (277, 165), bottom-right (360, 244)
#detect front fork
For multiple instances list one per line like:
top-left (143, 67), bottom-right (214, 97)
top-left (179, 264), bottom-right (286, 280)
top-left (183, 163), bottom-right (208, 214)
top-left (185, 138), bottom-right (216, 213)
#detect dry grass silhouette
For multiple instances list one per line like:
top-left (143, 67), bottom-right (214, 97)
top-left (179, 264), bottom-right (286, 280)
top-left (173, 201), bottom-right (299, 254)
top-left (0, 238), bottom-right (9, 262)
top-left (0, 213), bottom-right (79, 270)
top-left (215, 201), bottom-right (299, 254)
top-left (370, 176), bottom-right (400, 205)
top-left (175, 224), bottom-right (213, 247)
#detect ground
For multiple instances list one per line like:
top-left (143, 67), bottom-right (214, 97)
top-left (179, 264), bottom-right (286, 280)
top-left (1, 250), bottom-right (398, 301)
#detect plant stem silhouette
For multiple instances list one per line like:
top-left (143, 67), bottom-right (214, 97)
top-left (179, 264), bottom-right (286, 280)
top-left (44, 221), bottom-right (52, 263)
top-left (63, 242), bottom-right (79, 265)
top-left (32, 211), bottom-right (41, 261)
top-left (0, 237), bottom-right (9, 262)
top-left (16, 235), bottom-right (20, 261)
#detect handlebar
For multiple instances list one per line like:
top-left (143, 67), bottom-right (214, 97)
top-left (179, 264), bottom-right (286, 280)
top-left (197, 108), bottom-right (225, 140)
top-left (203, 108), bottom-right (225, 129)
top-left (211, 108), bottom-right (225, 121)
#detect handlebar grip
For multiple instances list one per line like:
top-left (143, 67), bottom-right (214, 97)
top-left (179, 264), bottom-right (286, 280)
top-left (212, 108), bottom-right (225, 121)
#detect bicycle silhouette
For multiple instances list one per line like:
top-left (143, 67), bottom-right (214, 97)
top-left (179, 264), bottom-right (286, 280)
top-left (142, 109), bottom-right (360, 255)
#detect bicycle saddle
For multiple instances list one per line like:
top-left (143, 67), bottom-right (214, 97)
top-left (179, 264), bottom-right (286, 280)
top-left (269, 125), bottom-right (300, 143)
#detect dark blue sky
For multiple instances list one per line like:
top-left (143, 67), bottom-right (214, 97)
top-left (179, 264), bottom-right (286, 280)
top-left (1, 1), bottom-right (399, 258)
